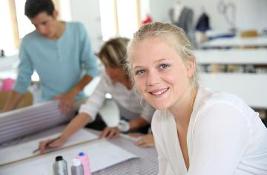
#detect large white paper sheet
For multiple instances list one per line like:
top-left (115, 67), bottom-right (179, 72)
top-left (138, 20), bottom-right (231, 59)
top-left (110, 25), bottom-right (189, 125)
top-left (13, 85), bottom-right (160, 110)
top-left (0, 128), bottom-right (98, 166)
top-left (0, 139), bottom-right (138, 175)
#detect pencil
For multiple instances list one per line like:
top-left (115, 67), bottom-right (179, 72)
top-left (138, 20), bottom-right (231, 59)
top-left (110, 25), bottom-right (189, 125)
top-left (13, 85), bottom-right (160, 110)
top-left (32, 136), bottom-right (60, 154)
top-left (32, 147), bottom-right (39, 154)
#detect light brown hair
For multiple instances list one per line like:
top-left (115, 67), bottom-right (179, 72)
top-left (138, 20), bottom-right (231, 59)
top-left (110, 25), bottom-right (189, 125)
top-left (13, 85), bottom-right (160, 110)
top-left (127, 22), bottom-right (198, 87)
top-left (98, 37), bottom-right (129, 73)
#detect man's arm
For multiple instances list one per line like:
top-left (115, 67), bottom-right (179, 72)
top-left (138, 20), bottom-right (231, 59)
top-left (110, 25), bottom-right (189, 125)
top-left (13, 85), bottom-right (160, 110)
top-left (70, 74), bottom-right (93, 96)
top-left (2, 91), bottom-right (24, 112)
top-left (4, 40), bottom-right (34, 112)
top-left (56, 23), bottom-right (99, 113)
top-left (55, 75), bottom-right (93, 113)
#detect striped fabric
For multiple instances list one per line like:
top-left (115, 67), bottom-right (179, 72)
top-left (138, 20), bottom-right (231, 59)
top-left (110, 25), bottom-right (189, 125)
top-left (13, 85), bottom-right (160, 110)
top-left (0, 101), bottom-right (76, 144)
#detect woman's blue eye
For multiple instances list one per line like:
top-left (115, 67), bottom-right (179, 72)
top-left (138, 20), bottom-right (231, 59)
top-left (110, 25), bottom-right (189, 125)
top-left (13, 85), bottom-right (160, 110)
top-left (159, 64), bottom-right (170, 69)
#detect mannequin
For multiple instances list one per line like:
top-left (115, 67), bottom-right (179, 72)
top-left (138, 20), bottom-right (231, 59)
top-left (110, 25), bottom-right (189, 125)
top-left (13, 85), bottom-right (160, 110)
top-left (172, 0), bottom-right (184, 23)
top-left (169, 1), bottom-right (195, 47)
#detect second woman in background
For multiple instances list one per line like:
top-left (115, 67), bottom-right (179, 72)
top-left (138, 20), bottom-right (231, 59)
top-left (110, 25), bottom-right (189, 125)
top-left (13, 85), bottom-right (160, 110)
top-left (39, 37), bottom-right (155, 153)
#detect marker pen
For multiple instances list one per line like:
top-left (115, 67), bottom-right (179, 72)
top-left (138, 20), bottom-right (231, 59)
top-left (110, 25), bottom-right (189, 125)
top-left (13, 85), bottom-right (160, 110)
top-left (77, 152), bottom-right (91, 175)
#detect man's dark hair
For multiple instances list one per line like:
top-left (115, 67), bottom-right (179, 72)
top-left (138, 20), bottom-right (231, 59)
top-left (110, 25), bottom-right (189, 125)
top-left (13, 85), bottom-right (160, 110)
top-left (25, 0), bottom-right (55, 18)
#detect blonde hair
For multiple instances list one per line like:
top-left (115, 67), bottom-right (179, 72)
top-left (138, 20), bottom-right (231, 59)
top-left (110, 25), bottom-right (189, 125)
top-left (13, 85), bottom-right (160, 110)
top-left (127, 22), bottom-right (198, 87)
top-left (98, 37), bottom-right (129, 72)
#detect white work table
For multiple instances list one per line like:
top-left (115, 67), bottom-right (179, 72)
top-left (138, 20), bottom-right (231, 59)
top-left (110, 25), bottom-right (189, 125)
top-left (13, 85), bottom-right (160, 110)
top-left (0, 126), bottom-right (158, 175)
top-left (201, 36), bottom-right (267, 49)
top-left (0, 101), bottom-right (158, 175)
top-left (195, 49), bottom-right (267, 65)
top-left (199, 73), bottom-right (267, 109)
top-left (195, 48), bottom-right (267, 109)
top-left (0, 55), bottom-right (19, 80)
top-left (0, 55), bottom-right (39, 81)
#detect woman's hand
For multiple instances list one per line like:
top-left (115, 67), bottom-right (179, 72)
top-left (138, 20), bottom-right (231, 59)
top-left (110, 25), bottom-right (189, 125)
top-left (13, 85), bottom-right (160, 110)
top-left (135, 134), bottom-right (154, 148)
top-left (100, 127), bottom-right (120, 139)
top-left (38, 136), bottom-right (66, 154)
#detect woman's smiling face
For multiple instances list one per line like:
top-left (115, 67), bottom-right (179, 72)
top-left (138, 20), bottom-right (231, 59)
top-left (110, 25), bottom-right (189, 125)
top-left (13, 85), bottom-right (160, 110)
top-left (130, 37), bottom-right (195, 110)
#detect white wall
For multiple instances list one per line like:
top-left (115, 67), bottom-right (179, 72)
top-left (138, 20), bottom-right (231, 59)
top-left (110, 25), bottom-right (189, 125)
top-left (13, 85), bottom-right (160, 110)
top-left (67, 0), bottom-right (266, 51)
top-left (235, 0), bottom-right (267, 31)
top-left (150, 0), bottom-right (175, 22)
top-left (149, 0), bottom-right (267, 32)
top-left (69, 0), bottom-right (102, 52)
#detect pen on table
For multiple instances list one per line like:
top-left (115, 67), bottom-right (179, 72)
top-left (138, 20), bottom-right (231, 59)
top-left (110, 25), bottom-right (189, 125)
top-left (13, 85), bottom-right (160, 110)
top-left (32, 142), bottom-right (52, 154)
top-left (32, 147), bottom-right (40, 154)
top-left (32, 142), bottom-right (56, 154)
top-left (32, 137), bottom-right (60, 154)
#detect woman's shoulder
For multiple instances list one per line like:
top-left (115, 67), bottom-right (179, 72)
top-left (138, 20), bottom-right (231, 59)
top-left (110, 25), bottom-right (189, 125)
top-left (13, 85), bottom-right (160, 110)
top-left (193, 87), bottom-right (257, 130)
top-left (197, 87), bottom-right (250, 112)
top-left (98, 71), bottom-right (113, 85)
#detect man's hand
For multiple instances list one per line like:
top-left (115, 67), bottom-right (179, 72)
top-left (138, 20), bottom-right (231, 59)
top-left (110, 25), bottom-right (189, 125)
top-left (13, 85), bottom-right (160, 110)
top-left (55, 91), bottom-right (76, 114)
top-left (100, 127), bottom-right (120, 139)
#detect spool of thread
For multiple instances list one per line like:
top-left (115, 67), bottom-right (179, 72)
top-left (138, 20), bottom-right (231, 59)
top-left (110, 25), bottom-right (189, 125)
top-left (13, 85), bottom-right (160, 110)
top-left (71, 158), bottom-right (84, 175)
top-left (0, 49), bottom-right (4, 57)
top-left (77, 152), bottom-right (91, 175)
top-left (53, 155), bottom-right (68, 175)
top-left (2, 78), bottom-right (15, 91)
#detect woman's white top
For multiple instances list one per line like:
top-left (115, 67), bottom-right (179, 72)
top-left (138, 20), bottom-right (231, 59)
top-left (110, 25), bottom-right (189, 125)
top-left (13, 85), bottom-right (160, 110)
top-left (79, 72), bottom-right (154, 122)
top-left (152, 87), bottom-right (267, 175)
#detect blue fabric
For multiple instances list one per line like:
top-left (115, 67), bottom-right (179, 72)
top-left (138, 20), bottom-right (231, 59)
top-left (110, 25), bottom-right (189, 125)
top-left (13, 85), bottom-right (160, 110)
top-left (14, 22), bottom-right (99, 101)
top-left (208, 33), bottom-right (236, 40)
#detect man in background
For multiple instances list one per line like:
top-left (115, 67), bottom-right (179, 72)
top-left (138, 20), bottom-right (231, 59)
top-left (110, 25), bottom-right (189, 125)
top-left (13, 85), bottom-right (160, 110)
top-left (3, 0), bottom-right (99, 113)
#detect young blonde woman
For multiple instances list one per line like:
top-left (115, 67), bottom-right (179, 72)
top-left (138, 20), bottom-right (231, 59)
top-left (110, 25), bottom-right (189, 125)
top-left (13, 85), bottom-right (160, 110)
top-left (39, 37), bottom-right (155, 153)
top-left (127, 22), bottom-right (267, 175)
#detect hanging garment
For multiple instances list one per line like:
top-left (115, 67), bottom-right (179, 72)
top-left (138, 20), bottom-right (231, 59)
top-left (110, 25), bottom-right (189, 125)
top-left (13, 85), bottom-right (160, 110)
top-left (169, 7), bottom-right (195, 47)
top-left (195, 12), bottom-right (210, 32)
